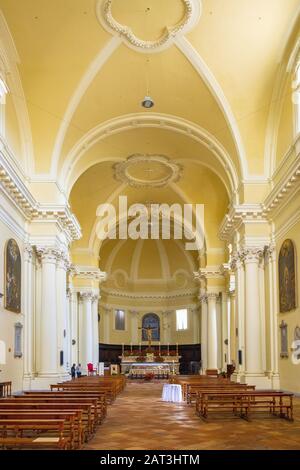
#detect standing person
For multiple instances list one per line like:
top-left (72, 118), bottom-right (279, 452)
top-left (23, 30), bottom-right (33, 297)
top-left (76, 363), bottom-right (82, 378)
top-left (71, 363), bottom-right (76, 380)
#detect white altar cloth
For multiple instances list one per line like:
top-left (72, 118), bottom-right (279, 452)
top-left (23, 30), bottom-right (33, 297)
top-left (162, 384), bottom-right (182, 403)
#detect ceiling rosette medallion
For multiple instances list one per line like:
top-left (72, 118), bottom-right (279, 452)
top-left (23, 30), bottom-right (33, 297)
top-left (113, 154), bottom-right (183, 188)
top-left (96, 0), bottom-right (202, 52)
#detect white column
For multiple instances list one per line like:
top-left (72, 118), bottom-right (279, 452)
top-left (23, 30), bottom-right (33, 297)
top-left (70, 290), bottom-right (79, 366)
top-left (92, 295), bottom-right (99, 366)
top-left (79, 292), bottom-right (93, 373)
top-left (207, 293), bottom-right (218, 370)
top-left (243, 248), bottom-right (269, 387)
top-left (232, 253), bottom-right (245, 378)
top-left (229, 291), bottom-right (236, 365)
top-left (216, 296), bottom-right (222, 370)
top-left (221, 292), bottom-right (229, 371)
top-left (38, 249), bottom-right (59, 378)
top-left (200, 294), bottom-right (208, 373)
top-left (23, 245), bottom-right (35, 389)
top-left (268, 245), bottom-right (280, 388)
top-left (56, 254), bottom-right (69, 375)
top-left (66, 289), bottom-right (71, 371)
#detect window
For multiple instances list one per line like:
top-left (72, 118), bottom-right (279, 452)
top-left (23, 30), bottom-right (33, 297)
top-left (115, 309), bottom-right (125, 331)
top-left (14, 323), bottom-right (23, 358)
top-left (176, 309), bottom-right (188, 331)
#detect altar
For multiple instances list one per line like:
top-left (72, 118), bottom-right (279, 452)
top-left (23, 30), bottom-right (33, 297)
top-left (129, 363), bottom-right (171, 379)
top-left (120, 353), bottom-right (181, 376)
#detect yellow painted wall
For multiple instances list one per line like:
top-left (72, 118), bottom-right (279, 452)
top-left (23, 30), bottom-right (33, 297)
top-left (275, 193), bottom-right (300, 393)
top-left (0, 209), bottom-right (25, 392)
top-left (99, 306), bottom-right (200, 346)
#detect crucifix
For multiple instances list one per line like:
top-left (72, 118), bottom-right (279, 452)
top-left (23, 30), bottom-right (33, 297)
top-left (138, 325), bottom-right (158, 349)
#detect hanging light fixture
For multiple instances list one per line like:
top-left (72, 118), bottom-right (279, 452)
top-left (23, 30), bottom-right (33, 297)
top-left (142, 95), bottom-right (154, 108)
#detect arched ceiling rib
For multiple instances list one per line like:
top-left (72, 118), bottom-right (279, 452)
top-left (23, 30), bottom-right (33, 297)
top-left (1, 0), bottom-right (298, 183)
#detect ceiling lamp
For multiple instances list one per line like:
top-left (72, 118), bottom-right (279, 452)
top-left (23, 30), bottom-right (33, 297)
top-left (141, 96), bottom-right (154, 109)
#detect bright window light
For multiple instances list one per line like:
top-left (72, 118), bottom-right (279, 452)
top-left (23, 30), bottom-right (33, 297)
top-left (115, 309), bottom-right (125, 331)
top-left (176, 309), bottom-right (188, 331)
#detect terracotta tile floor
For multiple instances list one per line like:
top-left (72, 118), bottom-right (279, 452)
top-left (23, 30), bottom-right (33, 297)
top-left (85, 382), bottom-right (300, 450)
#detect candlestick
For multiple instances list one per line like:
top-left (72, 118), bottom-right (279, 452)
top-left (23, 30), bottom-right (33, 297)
top-left (176, 342), bottom-right (178, 356)
top-left (122, 343), bottom-right (124, 356)
top-left (130, 342), bottom-right (133, 353)
top-left (167, 343), bottom-right (170, 355)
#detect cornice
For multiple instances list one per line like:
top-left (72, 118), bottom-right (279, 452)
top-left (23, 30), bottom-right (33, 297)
top-left (194, 266), bottom-right (225, 281)
top-left (74, 266), bottom-right (107, 283)
top-left (0, 147), bottom-right (81, 242)
top-left (101, 286), bottom-right (197, 301)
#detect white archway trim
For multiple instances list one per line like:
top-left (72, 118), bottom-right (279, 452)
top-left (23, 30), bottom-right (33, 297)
top-left (174, 35), bottom-right (248, 179)
top-left (63, 113), bottom-right (239, 195)
top-left (0, 12), bottom-right (34, 175)
top-left (50, 36), bottom-right (122, 176)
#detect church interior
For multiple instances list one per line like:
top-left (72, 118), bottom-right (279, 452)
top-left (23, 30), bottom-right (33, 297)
top-left (0, 0), bottom-right (300, 451)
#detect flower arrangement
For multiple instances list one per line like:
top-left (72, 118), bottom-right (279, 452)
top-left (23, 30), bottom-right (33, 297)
top-left (136, 356), bottom-right (145, 362)
top-left (155, 356), bottom-right (164, 363)
top-left (144, 372), bottom-right (155, 381)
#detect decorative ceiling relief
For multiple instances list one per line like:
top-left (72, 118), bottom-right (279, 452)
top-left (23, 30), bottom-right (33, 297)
top-left (96, 0), bottom-right (202, 52)
top-left (113, 154), bottom-right (183, 188)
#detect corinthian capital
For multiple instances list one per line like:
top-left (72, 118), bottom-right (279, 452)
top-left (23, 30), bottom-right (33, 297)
top-left (24, 244), bottom-right (34, 262)
top-left (37, 247), bottom-right (61, 264)
top-left (79, 291), bottom-right (94, 302)
top-left (207, 292), bottom-right (220, 302)
top-left (242, 247), bottom-right (264, 264)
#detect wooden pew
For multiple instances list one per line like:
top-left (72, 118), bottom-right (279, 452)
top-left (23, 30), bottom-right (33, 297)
top-left (0, 411), bottom-right (82, 449)
top-left (197, 390), bottom-right (294, 421)
top-left (0, 419), bottom-right (71, 449)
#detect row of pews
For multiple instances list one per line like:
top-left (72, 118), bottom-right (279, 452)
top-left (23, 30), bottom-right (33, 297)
top-left (173, 375), bottom-right (294, 421)
top-left (0, 375), bottom-right (125, 450)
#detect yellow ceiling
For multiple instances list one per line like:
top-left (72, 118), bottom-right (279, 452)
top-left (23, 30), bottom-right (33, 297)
top-left (1, 0), bottom-right (298, 177)
top-left (0, 0), bottom-right (299, 262)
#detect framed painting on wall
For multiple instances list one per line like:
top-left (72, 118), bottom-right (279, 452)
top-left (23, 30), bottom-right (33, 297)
top-left (5, 239), bottom-right (21, 313)
top-left (279, 239), bottom-right (296, 313)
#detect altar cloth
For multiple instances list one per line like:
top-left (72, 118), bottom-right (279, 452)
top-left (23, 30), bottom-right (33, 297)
top-left (162, 384), bottom-right (182, 403)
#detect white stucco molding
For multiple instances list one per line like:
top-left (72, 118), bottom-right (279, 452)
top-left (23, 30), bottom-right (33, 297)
top-left (73, 265), bottom-right (107, 283)
top-left (96, 0), bottom-right (201, 53)
top-left (0, 147), bottom-right (82, 242)
top-left (62, 113), bottom-right (238, 196)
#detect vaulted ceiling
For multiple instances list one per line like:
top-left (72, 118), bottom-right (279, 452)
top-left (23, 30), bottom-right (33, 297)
top-left (0, 0), bottom-right (299, 265)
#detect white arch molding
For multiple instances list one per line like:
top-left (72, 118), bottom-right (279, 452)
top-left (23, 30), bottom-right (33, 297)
top-left (49, 30), bottom-right (246, 181)
top-left (63, 113), bottom-right (239, 196)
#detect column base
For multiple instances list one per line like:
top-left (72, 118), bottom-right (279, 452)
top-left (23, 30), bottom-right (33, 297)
top-left (266, 371), bottom-right (281, 390)
top-left (238, 372), bottom-right (273, 389)
top-left (26, 373), bottom-right (71, 390)
top-left (23, 374), bottom-right (34, 391)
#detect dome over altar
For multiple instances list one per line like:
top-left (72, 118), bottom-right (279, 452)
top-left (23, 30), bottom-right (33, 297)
top-left (100, 237), bottom-right (198, 296)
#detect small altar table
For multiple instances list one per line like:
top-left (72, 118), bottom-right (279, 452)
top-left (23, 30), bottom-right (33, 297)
top-left (162, 384), bottom-right (182, 403)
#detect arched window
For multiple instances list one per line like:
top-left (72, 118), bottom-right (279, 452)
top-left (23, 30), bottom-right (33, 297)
top-left (142, 313), bottom-right (160, 341)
